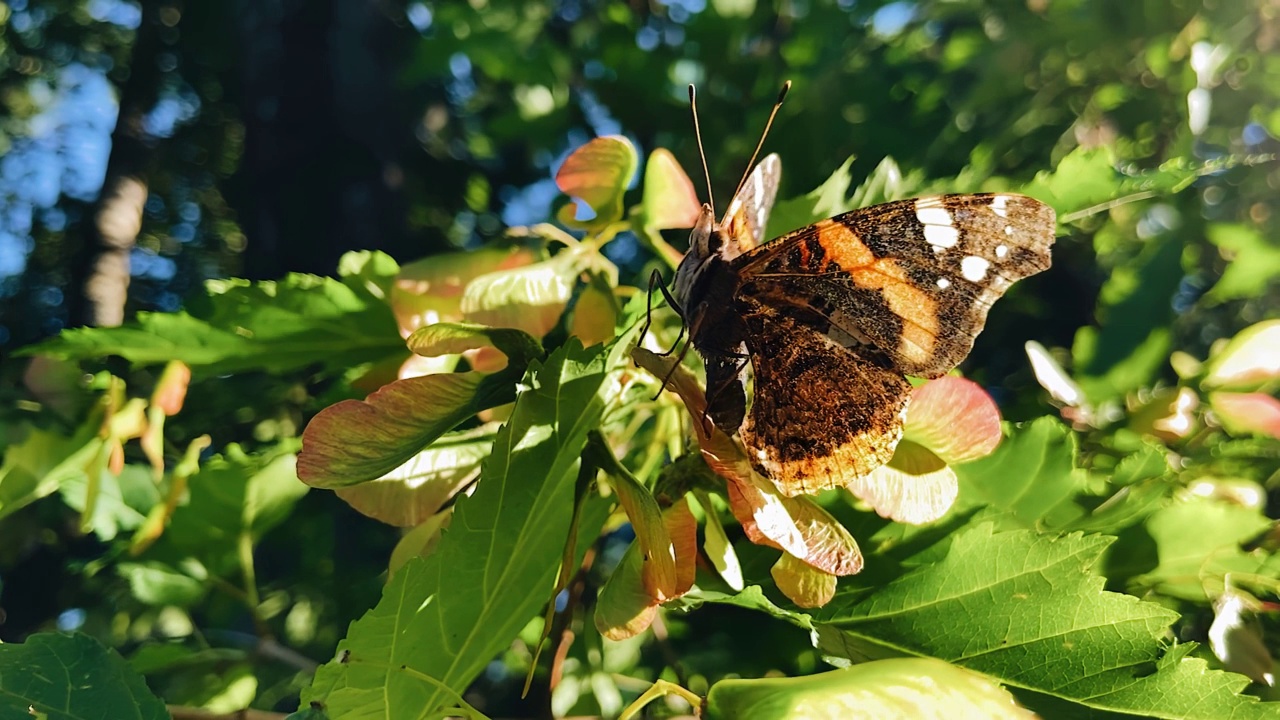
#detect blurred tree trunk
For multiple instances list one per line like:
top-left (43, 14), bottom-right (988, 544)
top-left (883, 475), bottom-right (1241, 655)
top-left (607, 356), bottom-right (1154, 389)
top-left (67, 2), bottom-right (164, 328)
top-left (233, 0), bottom-right (408, 281)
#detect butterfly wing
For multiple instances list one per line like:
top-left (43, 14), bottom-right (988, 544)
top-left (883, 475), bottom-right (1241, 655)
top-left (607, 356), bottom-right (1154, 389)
top-left (737, 301), bottom-right (911, 496)
top-left (736, 193), bottom-right (1055, 377)
top-left (717, 153), bottom-right (781, 260)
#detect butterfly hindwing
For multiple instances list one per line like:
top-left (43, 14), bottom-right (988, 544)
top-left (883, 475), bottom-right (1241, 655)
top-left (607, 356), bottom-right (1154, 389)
top-left (736, 193), bottom-right (1055, 377)
top-left (737, 301), bottom-right (912, 496)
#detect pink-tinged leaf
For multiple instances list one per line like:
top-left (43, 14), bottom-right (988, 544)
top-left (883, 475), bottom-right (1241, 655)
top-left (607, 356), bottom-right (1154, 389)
top-left (902, 376), bottom-right (1002, 464)
top-left (22, 356), bottom-right (92, 420)
top-left (771, 552), bottom-right (837, 608)
top-left (391, 246), bottom-right (539, 339)
top-left (1210, 392), bottom-right (1280, 439)
top-left (334, 428), bottom-right (491, 526)
top-left (594, 497), bottom-right (697, 640)
top-left (299, 372), bottom-right (495, 488)
top-left (632, 348), bottom-right (863, 577)
top-left (461, 243), bottom-right (617, 340)
top-left (641, 148), bottom-right (701, 231)
top-left (150, 361), bottom-right (191, 416)
top-left (555, 136), bottom-right (638, 228)
top-left (1204, 320), bottom-right (1280, 390)
top-left (849, 441), bottom-right (958, 525)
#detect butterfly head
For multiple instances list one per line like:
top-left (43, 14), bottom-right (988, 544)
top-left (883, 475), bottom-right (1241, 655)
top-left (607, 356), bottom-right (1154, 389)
top-left (672, 203), bottom-right (719, 310)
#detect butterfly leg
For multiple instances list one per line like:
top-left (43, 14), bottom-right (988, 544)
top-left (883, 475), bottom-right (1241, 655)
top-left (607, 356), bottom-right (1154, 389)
top-left (640, 268), bottom-right (688, 357)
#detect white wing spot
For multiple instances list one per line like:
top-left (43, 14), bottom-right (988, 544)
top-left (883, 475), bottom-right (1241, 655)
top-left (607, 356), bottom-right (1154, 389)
top-left (752, 171), bottom-right (765, 210)
top-left (915, 206), bottom-right (953, 227)
top-left (961, 256), bottom-right (990, 282)
top-left (936, 277), bottom-right (951, 289)
top-left (924, 224), bottom-right (960, 249)
top-left (991, 194), bottom-right (1010, 218)
top-left (1004, 225), bottom-right (1014, 236)
top-left (996, 244), bottom-right (1009, 258)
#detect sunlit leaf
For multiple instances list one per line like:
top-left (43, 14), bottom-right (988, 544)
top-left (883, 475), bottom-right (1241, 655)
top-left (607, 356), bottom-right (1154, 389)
top-left (1210, 392), bottom-right (1280, 439)
top-left (335, 428), bottom-right (492, 527)
top-left (1203, 320), bottom-right (1280, 390)
top-left (639, 147), bottom-right (700, 230)
top-left (850, 441), bottom-right (957, 525)
top-left (1203, 224), bottom-right (1280, 304)
top-left (0, 633), bottom-right (168, 719)
top-left (770, 552), bottom-right (837, 608)
top-left (706, 658), bottom-right (1035, 720)
top-left (555, 135), bottom-right (637, 228)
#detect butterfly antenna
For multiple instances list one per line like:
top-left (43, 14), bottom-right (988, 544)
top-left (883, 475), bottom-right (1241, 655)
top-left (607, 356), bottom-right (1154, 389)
top-left (732, 80), bottom-right (791, 201)
top-left (689, 84), bottom-right (715, 215)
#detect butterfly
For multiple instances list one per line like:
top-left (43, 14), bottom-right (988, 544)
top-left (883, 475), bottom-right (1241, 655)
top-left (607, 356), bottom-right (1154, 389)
top-left (656, 95), bottom-right (1056, 497)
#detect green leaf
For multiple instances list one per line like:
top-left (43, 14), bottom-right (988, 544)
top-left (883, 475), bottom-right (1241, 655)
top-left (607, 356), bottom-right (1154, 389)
top-left (117, 561), bottom-right (206, 606)
top-left (0, 419), bottom-right (101, 522)
top-left (1072, 233), bottom-right (1182, 402)
top-left (302, 335), bottom-right (634, 717)
top-left (23, 273), bottom-right (404, 375)
top-left (297, 330), bottom-right (537, 488)
top-left (162, 443), bottom-right (306, 575)
top-left (1204, 224), bottom-right (1280, 304)
top-left (555, 135), bottom-right (638, 228)
top-left (812, 525), bottom-right (1279, 719)
top-left (952, 417), bottom-right (1088, 529)
top-left (1129, 497), bottom-right (1275, 602)
top-left (59, 464), bottom-right (157, 541)
top-left (0, 632), bottom-right (168, 720)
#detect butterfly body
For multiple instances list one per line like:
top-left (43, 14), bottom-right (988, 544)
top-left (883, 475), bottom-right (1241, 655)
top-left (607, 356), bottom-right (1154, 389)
top-left (670, 154), bottom-right (1056, 497)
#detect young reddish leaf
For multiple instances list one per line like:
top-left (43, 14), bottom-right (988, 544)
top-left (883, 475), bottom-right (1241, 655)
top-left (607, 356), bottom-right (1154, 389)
top-left (299, 373), bottom-right (490, 488)
top-left (461, 242), bottom-right (617, 340)
top-left (1210, 392), bottom-right (1280, 439)
top-left (850, 441), bottom-right (958, 525)
top-left (334, 428), bottom-right (491, 527)
top-left (771, 552), bottom-right (837, 608)
top-left (149, 361), bottom-right (191, 416)
top-left (555, 136), bottom-right (637, 228)
top-left (1203, 320), bottom-right (1280, 390)
top-left (640, 148), bottom-right (701, 230)
top-left (595, 497), bottom-right (697, 640)
top-left (902, 376), bottom-right (1002, 464)
top-left (391, 246), bottom-right (538, 339)
top-left (632, 348), bottom-right (863, 577)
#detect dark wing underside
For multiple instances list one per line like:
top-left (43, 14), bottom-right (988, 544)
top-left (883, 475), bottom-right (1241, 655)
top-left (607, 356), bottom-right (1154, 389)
top-left (735, 193), bottom-right (1055, 378)
top-left (738, 302), bottom-right (912, 497)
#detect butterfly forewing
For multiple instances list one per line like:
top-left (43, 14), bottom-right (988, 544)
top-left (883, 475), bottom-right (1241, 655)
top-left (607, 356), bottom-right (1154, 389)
top-left (717, 153), bottom-right (781, 260)
top-left (735, 193), bottom-right (1055, 377)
